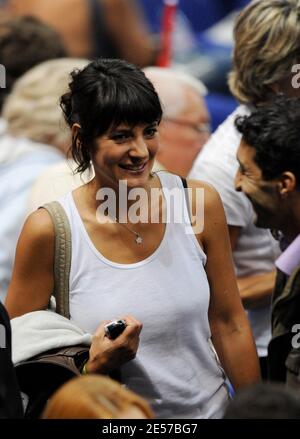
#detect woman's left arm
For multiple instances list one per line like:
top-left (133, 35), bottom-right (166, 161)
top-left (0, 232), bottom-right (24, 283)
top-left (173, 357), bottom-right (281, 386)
top-left (189, 180), bottom-right (261, 390)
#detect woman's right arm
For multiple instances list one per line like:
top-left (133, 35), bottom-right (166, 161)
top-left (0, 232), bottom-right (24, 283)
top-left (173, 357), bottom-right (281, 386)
top-left (5, 209), bottom-right (142, 373)
top-left (5, 209), bottom-right (55, 318)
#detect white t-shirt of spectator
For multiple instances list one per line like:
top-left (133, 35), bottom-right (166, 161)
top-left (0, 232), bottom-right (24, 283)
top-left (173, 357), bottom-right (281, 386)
top-left (189, 105), bottom-right (280, 357)
top-left (0, 120), bottom-right (63, 302)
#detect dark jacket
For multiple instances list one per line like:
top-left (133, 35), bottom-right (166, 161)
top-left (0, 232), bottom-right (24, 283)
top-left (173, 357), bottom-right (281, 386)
top-left (268, 263), bottom-right (300, 385)
top-left (0, 302), bottom-right (23, 418)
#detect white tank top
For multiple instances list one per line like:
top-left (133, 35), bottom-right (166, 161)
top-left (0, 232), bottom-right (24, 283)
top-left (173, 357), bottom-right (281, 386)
top-left (58, 171), bottom-right (229, 418)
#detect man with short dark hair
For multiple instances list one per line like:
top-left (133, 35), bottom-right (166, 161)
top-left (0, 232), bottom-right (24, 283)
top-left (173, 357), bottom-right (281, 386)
top-left (0, 15), bottom-right (66, 111)
top-left (235, 96), bottom-right (300, 386)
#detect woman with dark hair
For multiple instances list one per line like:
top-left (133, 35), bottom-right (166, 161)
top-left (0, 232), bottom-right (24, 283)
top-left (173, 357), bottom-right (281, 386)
top-left (6, 58), bottom-right (260, 418)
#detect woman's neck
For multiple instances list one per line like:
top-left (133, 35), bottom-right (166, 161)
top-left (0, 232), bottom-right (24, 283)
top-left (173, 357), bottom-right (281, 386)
top-left (83, 173), bottom-right (161, 223)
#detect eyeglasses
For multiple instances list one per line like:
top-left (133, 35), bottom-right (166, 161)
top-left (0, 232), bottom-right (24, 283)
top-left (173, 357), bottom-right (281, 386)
top-left (163, 117), bottom-right (211, 135)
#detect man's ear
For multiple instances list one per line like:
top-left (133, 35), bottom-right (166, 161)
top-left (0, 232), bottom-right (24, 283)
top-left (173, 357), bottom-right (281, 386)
top-left (278, 172), bottom-right (297, 195)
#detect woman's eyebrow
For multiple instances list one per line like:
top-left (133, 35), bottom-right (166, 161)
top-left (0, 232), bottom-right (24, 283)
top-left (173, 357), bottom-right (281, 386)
top-left (144, 121), bottom-right (159, 128)
top-left (109, 127), bottom-right (132, 134)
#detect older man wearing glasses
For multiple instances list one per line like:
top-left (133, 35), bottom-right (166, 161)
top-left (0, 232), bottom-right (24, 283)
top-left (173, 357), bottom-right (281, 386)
top-left (144, 67), bottom-right (210, 177)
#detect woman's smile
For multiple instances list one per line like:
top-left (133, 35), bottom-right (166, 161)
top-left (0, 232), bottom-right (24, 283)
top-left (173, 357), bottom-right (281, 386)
top-left (118, 160), bottom-right (149, 174)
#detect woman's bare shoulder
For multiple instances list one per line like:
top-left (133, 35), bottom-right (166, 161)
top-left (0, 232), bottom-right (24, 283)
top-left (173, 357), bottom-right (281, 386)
top-left (23, 208), bottom-right (55, 241)
top-left (186, 178), bottom-right (217, 191)
top-left (5, 208), bottom-right (56, 317)
top-left (186, 178), bottom-right (223, 211)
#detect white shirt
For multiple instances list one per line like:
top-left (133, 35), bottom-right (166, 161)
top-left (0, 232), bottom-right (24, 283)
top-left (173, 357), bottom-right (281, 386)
top-left (189, 105), bottom-right (280, 357)
top-left (58, 171), bottom-right (229, 418)
top-left (0, 124), bottom-right (63, 301)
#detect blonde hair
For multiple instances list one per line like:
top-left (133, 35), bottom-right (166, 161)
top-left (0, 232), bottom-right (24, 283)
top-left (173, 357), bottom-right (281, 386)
top-left (42, 375), bottom-right (154, 419)
top-left (228, 0), bottom-right (300, 104)
top-left (2, 58), bottom-right (88, 152)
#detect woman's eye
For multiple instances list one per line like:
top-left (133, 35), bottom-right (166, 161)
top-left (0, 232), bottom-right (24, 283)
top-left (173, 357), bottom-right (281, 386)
top-left (111, 133), bottom-right (129, 142)
top-left (144, 128), bottom-right (157, 138)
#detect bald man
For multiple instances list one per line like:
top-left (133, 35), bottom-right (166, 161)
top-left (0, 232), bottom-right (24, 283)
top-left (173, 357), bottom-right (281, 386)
top-left (144, 67), bottom-right (210, 177)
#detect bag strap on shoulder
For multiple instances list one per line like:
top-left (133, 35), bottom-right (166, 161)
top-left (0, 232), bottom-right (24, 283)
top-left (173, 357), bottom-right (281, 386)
top-left (41, 201), bottom-right (72, 319)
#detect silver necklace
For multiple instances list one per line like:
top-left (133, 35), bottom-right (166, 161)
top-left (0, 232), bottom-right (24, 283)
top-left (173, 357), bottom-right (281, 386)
top-left (115, 218), bottom-right (143, 244)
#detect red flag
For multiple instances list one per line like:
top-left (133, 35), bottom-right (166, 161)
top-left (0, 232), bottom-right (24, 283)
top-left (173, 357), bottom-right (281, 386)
top-left (157, 0), bottom-right (178, 67)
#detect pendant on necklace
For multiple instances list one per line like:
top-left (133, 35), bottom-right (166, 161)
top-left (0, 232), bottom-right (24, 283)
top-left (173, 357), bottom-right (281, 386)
top-left (135, 235), bottom-right (143, 245)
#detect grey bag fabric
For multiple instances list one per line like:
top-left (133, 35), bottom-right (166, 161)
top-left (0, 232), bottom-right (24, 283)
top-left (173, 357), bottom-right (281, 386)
top-left (42, 201), bottom-right (72, 319)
